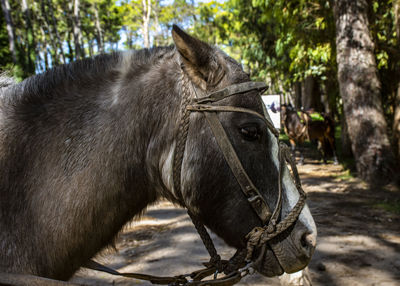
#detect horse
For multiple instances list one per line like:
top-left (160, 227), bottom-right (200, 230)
top-left (0, 26), bottom-right (316, 284)
top-left (302, 111), bottom-right (338, 164)
top-left (281, 104), bottom-right (308, 164)
top-left (281, 104), bottom-right (338, 164)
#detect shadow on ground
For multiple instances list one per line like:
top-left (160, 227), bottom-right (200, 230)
top-left (71, 155), bottom-right (400, 286)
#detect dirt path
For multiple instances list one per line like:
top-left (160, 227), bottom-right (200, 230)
top-left (71, 162), bottom-right (400, 286)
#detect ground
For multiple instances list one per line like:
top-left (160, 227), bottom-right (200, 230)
top-left (71, 160), bottom-right (400, 286)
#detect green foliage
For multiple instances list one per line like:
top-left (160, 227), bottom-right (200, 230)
top-left (0, 13), bottom-right (12, 69)
top-left (1, 0), bottom-right (399, 113)
top-left (222, 0), bottom-right (336, 92)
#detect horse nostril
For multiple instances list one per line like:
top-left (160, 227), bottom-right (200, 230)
top-left (300, 232), bottom-right (316, 256)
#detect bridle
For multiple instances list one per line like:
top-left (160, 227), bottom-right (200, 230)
top-left (1, 75), bottom-right (307, 286)
top-left (169, 70), bottom-right (307, 275)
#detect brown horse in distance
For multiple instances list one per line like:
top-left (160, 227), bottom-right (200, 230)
top-left (281, 104), bottom-right (338, 164)
top-left (281, 104), bottom-right (308, 164)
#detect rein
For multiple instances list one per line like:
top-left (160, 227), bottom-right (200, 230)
top-left (0, 78), bottom-right (306, 286)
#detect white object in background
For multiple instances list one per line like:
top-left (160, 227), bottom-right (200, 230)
top-left (261, 95), bottom-right (281, 130)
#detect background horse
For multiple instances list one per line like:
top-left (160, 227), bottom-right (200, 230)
top-left (0, 26), bottom-right (316, 283)
top-left (281, 104), bottom-right (338, 164)
top-left (281, 104), bottom-right (308, 164)
top-left (301, 111), bottom-right (338, 164)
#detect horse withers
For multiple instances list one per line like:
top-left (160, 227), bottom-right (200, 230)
top-left (0, 26), bottom-right (316, 283)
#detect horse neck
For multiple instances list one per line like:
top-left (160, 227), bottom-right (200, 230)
top-left (0, 50), bottom-right (183, 278)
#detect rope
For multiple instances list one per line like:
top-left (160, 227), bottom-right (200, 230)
top-left (187, 211), bottom-right (222, 269)
top-left (172, 71), bottom-right (193, 202)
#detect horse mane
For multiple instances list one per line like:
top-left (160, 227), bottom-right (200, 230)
top-left (1, 46), bottom-right (175, 105)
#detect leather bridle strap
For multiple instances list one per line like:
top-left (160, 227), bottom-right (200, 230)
top-left (194, 81), bottom-right (268, 104)
top-left (196, 110), bottom-right (272, 223)
top-left (84, 258), bottom-right (250, 286)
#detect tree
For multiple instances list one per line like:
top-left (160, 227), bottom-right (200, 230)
top-left (93, 1), bottom-right (104, 53)
top-left (225, 0), bottom-right (338, 112)
top-left (142, 0), bottom-right (151, 48)
top-left (0, 6), bottom-right (12, 69)
top-left (73, 0), bottom-right (84, 59)
top-left (20, 0), bottom-right (35, 74)
top-left (393, 0), bottom-right (400, 160)
top-left (1, 0), bottom-right (16, 63)
top-left (334, 0), bottom-right (396, 183)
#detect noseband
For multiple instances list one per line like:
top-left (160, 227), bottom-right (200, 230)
top-left (85, 76), bottom-right (307, 286)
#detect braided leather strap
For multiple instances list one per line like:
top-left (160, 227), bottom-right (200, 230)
top-left (172, 72), bottom-right (193, 202)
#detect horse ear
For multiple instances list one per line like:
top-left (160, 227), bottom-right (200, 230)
top-left (172, 25), bottom-right (224, 89)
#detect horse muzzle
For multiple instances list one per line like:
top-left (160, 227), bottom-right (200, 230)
top-left (252, 220), bottom-right (316, 276)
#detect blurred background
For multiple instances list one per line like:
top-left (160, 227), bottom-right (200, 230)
top-left (1, 0), bottom-right (399, 186)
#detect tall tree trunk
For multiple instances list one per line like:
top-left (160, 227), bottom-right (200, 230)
top-left (47, 0), bottom-right (66, 64)
top-left (340, 110), bottom-right (353, 157)
top-left (62, 0), bottom-right (75, 62)
top-left (126, 29), bottom-right (133, 49)
top-left (325, 69), bottom-right (339, 118)
top-left (93, 2), bottom-right (104, 53)
top-left (334, 0), bottom-right (396, 184)
top-left (153, 2), bottom-right (161, 46)
top-left (39, 25), bottom-right (49, 70)
top-left (142, 0), bottom-right (151, 48)
top-left (73, 0), bottom-right (84, 59)
top-left (301, 76), bottom-right (323, 111)
top-left (393, 0), bottom-right (400, 160)
top-left (66, 30), bottom-right (74, 62)
top-left (87, 34), bottom-right (93, 57)
top-left (294, 82), bottom-right (302, 109)
top-left (21, 0), bottom-right (35, 74)
top-left (1, 0), bottom-right (17, 63)
top-left (40, 1), bottom-right (59, 66)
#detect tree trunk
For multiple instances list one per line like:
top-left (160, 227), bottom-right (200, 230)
top-left (153, 2), bottom-right (161, 46)
top-left (301, 76), bottom-right (323, 111)
top-left (93, 2), bottom-right (104, 53)
top-left (1, 0), bottom-right (17, 63)
top-left (87, 35), bottom-right (93, 57)
top-left (126, 29), bottom-right (133, 49)
top-left (73, 0), bottom-right (85, 59)
top-left (66, 30), bottom-right (74, 62)
top-left (142, 0), bottom-right (151, 48)
top-left (334, 0), bottom-right (397, 184)
top-left (340, 111), bottom-right (353, 157)
top-left (325, 69), bottom-right (339, 118)
top-left (39, 25), bottom-right (49, 70)
top-left (21, 0), bottom-right (35, 74)
top-left (47, 0), bottom-right (66, 64)
top-left (393, 0), bottom-right (400, 160)
top-left (294, 81), bottom-right (302, 109)
top-left (393, 87), bottom-right (400, 160)
top-left (40, 1), bottom-right (59, 66)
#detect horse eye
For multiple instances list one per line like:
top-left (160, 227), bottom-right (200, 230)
top-left (240, 126), bottom-right (260, 141)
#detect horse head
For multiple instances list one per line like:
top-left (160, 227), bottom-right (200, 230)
top-left (164, 26), bottom-right (317, 277)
